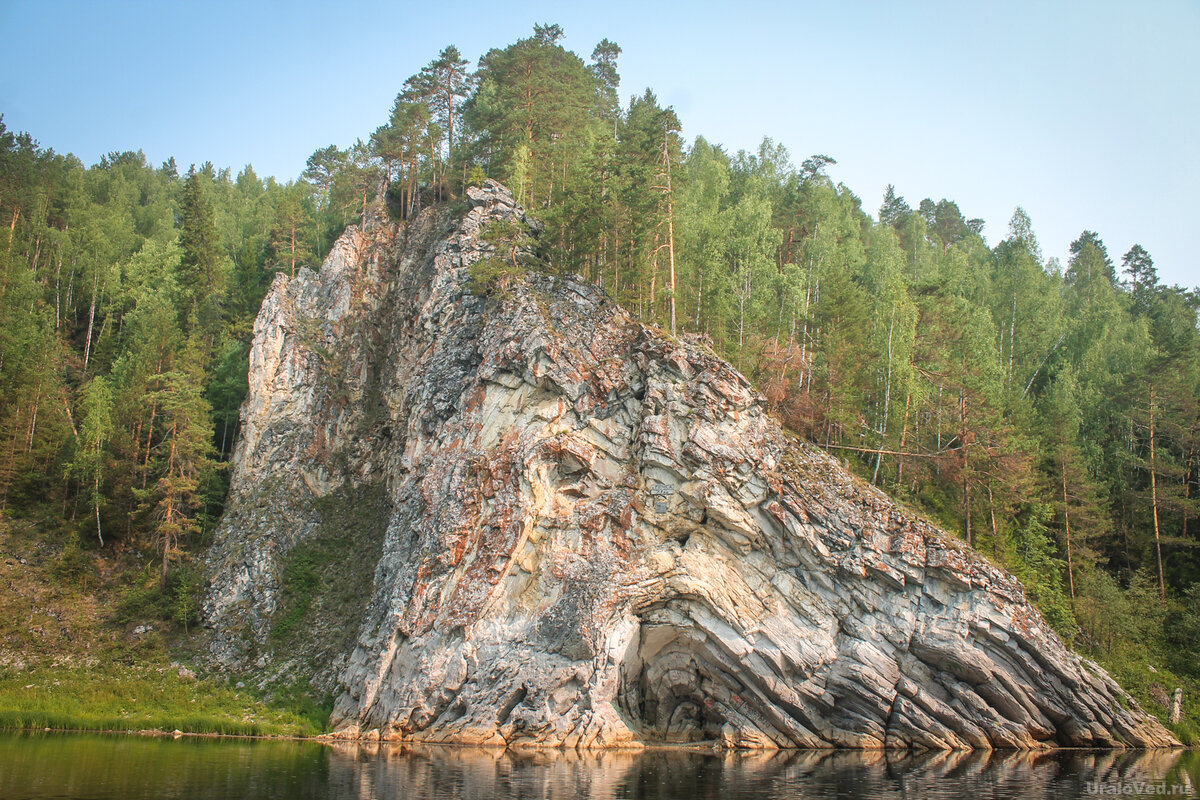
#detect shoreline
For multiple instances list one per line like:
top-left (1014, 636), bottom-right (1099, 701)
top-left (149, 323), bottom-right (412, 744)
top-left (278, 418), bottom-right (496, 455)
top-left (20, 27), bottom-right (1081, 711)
top-left (2, 725), bottom-right (1193, 752)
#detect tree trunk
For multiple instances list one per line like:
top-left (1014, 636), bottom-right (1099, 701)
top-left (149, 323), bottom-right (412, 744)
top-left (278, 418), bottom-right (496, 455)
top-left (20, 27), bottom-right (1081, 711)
top-left (1008, 285), bottom-right (1017, 385)
top-left (29, 232), bottom-right (41, 274)
top-left (0, 414), bottom-right (20, 512)
top-left (961, 390), bottom-right (971, 546)
top-left (1185, 447), bottom-right (1193, 541)
top-left (141, 398), bottom-right (157, 489)
top-left (82, 270), bottom-right (99, 371)
top-left (649, 232), bottom-right (658, 317)
top-left (872, 305), bottom-right (897, 485)
top-left (799, 255), bottom-right (815, 392)
top-left (663, 129), bottom-right (678, 336)
top-left (94, 476), bottom-right (104, 546)
top-left (5, 205), bottom-right (18, 258)
top-left (1061, 455), bottom-right (1075, 600)
top-left (988, 482), bottom-right (999, 558)
top-left (737, 263), bottom-right (749, 351)
top-left (1149, 385), bottom-right (1166, 606)
top-left (445, 84), bottom-right (455, 183)
top-left (53, 232), bottom-right (65, 329)
top-left (160, 420), bottom-right (178, 591)
top-left (161, 496), bottom-right (173, 592)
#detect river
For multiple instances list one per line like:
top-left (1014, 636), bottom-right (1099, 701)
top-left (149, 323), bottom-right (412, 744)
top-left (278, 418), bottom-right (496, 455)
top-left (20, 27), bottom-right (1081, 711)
top-left (1, 732), bottom-right (1197, 799)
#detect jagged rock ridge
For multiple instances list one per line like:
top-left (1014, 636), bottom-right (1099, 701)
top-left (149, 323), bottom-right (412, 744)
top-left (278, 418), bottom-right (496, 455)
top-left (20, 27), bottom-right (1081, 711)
top-left (203, 181), bottom-right (1177, 749)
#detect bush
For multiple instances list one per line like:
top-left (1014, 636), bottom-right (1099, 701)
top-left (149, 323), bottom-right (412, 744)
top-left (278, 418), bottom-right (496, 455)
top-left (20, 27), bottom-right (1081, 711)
top-left (168, 561), bottom-right (203, 633)
top-left (48, 535), bottom-right (97, 589)
top-left (1164, 584), bottom-right (1200, 680)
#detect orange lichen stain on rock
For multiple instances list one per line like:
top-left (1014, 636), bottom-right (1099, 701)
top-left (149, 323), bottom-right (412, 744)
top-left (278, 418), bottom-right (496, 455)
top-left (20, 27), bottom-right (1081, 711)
top-left (460, 383), bottom-right (486, 418)
top-left (403, 559), bottom-right (438, 634)
top-left (447, 522), bottom-right (474, 567)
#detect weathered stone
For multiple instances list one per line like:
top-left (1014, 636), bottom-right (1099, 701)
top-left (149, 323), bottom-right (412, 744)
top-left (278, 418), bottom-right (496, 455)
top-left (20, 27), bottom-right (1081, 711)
top-left (203, 180), bottom-right (1177, 749)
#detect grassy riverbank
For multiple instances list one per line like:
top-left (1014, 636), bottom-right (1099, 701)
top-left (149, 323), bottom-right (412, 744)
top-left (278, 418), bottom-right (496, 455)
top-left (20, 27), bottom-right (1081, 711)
top-left (0, 663), bottom-right (325, 737)
top-left (0, 516), bottom-right (328, 737)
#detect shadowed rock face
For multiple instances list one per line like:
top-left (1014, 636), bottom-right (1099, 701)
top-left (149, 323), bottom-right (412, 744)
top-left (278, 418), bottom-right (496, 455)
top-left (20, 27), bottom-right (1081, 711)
top-left (203, 181), bottom-right (1177, 750)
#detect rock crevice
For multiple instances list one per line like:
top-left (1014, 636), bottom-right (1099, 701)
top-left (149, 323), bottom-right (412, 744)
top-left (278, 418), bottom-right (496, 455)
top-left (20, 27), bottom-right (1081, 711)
top-left (203, 181), bottom-right (1177, 749)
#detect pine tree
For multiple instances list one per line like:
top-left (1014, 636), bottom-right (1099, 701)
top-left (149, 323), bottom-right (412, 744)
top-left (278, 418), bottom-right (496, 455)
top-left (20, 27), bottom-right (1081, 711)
top-left (267, 182), bottom-right (313, 277)
top-left (140, 347), bottom-right (219, 589)
top-left (178, 167), bottom-right (226, 325)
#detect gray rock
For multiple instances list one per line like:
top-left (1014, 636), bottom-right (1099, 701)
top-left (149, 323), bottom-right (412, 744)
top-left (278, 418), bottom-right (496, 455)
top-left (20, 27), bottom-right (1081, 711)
top-left (203, 181), bottom-right (1177, 750)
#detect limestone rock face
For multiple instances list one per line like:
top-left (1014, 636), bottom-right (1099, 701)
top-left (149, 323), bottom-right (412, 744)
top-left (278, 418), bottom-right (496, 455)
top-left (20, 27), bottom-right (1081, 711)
top-left (203, 181), bottom-right (1177, 749)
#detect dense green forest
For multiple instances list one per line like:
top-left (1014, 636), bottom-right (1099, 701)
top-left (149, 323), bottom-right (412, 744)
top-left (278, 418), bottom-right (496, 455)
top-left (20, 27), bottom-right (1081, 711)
top-left (1, 24), bottom-right (1197, 733)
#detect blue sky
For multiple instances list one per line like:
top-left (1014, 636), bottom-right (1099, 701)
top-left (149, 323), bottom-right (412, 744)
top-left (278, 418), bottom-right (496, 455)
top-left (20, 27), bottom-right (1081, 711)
top-left (1, 0), bottom-right (1196, 287)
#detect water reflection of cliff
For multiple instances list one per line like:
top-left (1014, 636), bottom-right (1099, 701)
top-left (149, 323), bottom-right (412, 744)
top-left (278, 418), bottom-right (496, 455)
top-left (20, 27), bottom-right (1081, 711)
top-left (4, 733), bottom-right (1196, 800)
top-left (323, 744), bottom-right (1200, 800)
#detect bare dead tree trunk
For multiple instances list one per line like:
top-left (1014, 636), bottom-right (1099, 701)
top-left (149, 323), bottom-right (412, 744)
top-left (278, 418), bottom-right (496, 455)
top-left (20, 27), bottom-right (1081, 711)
top-left (82, 269), bottom-right (99, 371)
top-left (1150, 385), bottom-right (1166, 606)
top-left (94, 475), bottom-right (103, 546)
top-left (988, 483), bottom-right (999, 558)
top-left (897, 392), bottom-right (911, 488)
top-left (1062, 454), bottom-right (1075, 600)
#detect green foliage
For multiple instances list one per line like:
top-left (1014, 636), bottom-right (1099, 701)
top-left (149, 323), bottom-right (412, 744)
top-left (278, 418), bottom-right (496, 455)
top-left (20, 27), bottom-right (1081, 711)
top-left (0, 664), bottom-right (324, 736)
top-left (63, 376), bottom-right (114, 544)
top-left (1068, 568), bottom-right (1200, 735)
top-left (467, 215), bottom-right (540, 293)
top-left (1164, 584), bottom-right (1200, 680)
top-left (178, 167), bottom-right (229, 326)
top-left (270, 546), bottom-right (321, 643)
top-left (113, 576), bottom-right (172, 627)
top-left (168, 560), bottom-right (203, 633)
top-left (464, 27), bottom-right (602, 208)
top-left (47, 534), bottom-right (98, 589)
top-left (1006, 503), bottom-right (1078, 639)
top-left (110, 559), bottom-right (200, 632)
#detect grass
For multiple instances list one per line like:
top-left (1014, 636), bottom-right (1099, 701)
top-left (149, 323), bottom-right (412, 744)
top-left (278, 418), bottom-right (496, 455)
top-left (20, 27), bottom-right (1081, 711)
top-left (1093, 649), bottom-right (1200, 746)
top-left (0, 516), bottom-right (332, 738)
top-left (0, 663), bottom-right (325, 737)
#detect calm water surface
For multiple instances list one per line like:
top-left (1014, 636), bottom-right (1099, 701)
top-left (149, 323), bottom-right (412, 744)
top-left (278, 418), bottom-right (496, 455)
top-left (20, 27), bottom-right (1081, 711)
top-left (1, 732), bottom-right (1197, 799)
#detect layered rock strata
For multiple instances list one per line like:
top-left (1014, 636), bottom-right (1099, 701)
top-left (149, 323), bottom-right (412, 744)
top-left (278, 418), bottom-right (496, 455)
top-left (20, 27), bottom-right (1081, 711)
top-left (203, 181), bottom-right (1177, 749)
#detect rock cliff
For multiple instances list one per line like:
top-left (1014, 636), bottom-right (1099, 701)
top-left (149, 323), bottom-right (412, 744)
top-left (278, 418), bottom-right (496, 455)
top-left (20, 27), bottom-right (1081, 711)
top-left (203, 181), bottom-right (1177, 749)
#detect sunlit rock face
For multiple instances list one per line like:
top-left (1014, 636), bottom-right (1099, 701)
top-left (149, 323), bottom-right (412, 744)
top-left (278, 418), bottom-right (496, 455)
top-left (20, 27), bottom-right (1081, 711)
top-left (203, 181), bottom-right (1177, 749)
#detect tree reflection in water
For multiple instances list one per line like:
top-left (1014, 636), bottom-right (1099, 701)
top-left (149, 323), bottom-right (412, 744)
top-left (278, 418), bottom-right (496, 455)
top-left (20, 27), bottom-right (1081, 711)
top-left (4, 732), bottom-right (1197, 800)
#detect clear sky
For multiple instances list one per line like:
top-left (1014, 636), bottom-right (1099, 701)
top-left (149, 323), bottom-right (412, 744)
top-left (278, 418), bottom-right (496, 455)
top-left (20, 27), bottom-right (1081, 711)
top-left (2, 0), bottom-right (1196, 287)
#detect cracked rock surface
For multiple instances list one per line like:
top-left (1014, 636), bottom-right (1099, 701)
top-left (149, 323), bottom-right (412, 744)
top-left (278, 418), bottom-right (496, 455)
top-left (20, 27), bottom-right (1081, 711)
top-left (203, 181), bottom-right (1177, 749)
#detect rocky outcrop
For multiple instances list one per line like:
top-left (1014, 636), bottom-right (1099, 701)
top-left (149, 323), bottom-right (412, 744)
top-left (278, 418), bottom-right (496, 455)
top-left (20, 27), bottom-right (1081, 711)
top-left (203, 181), bottom-right (1178, 749)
